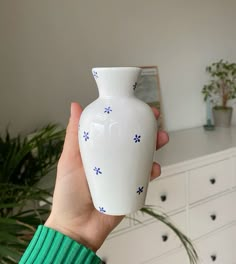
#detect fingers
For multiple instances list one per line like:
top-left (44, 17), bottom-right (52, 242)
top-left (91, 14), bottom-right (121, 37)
top-left (150, 162), bottom-right (161, 181)
top-left (151, 107), bottom-right (169, 150)
top-left (150, 107), bottom-right (168, 181)
top-left (151, 107), bottom-right (160, 119)
top-left (152, 130), bottom-right (168, 181)
top-left (61, 102), bottom-right (83, 159)
top-left (70, 102), bottom-right (83, 120)
top-left (156, 130), bottom-right (169, 150)
top-left (151, 107), bottom-right (168, 181)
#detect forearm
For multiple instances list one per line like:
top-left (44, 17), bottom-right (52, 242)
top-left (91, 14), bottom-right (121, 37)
top-left (19, 225), bottom-right (101, 264)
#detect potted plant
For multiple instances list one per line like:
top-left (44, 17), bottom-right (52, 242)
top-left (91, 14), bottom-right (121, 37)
top-left (0, 124), bottom-right (65, 263)
top-left (202, 59), bottom-right (236, 127)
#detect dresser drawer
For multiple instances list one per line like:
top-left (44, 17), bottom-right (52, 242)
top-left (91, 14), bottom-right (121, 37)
top-left (196, 227), bottom-right (234, 264)
top-left (144, 249), bottom-right (188, 264)
top-left (111, 217), bottom-right (130, 235)
top-left (189, 159), bottom-right (232, 203)
top-left (98, 212), bottom-right (186, 264)
top-left (232, 224), bottom-right (236, 262)
top-left (233, 156), bottom-right (236, 187)
top-left (146, 172), bottom-right (186, 213)
top-left (231, 225), bottom-right (236, 264)
top-left (189, 192), bottom-right (235, 239)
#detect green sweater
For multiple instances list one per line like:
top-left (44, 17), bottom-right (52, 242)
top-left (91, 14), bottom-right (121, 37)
top-left (19, 225), bottom-right (102, 264)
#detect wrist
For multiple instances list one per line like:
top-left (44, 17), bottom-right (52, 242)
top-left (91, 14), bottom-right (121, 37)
top-left (20, 225), bottom-right (101, 264)
top-left (44, 216), bottom-right (101, 252)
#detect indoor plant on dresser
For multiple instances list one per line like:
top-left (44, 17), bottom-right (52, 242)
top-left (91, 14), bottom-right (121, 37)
top-left (202, 59), bottom-right (236, 127)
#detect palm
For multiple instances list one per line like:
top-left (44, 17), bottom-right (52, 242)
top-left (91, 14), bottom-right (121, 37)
top-left (46, 103), bottom-right (123, 251)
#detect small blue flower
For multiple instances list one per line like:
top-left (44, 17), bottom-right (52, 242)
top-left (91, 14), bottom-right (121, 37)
top-left (94, 167), bottom-right (102, 175)
top-left (104, 106), bottom-right (112, 114)
top-left (92, 70), bottom-right (98, 79)
top-left (133, 134), bottom-right (141, 143)
top-left (137, 186), bottom-right (144, 195)
top-left (83, 131), bottom-right (89, 141)
top-left (99, 207), bottom-right (106, 213)
top-left (133, 82), bottom-right (137, 90)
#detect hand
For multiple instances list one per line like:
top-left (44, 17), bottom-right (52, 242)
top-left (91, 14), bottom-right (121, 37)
top-left (45, 102), bottom-right (169, 252)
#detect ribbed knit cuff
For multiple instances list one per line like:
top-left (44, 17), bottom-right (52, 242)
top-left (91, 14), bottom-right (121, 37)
top-left (19, 225), bottom-right (102, 264)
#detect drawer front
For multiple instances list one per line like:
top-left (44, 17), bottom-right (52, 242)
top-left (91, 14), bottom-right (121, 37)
top-left (98, 212), bottom-right (186, 264)
top-left (144, 250), bottom-right (188, 264)
top-left (111, 217), bottom-right (130, 235)
top-left (189, 159), bottom-right (232, 203)
top-left (231, 224), bottom-right (236, 262)
top-left (196, 227), bottom-right (234, 264)
top-left (146, 172), bottom-right (186, 213)
top-left (189, 192), bottom-right (235, 239)
top-left (233, 156), bottom-right (236, 187)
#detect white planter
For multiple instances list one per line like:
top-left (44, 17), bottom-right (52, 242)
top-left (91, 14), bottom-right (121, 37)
top-left (79, 67), bottom-right (157, 215)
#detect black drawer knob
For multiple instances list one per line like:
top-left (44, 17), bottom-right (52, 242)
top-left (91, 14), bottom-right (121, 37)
top-left (162, 235), bottom-right (168, 242)
top-left (160, 194), bottom-right (167, 202)
top-left (211, 254), bottom-right (217, 261)
top-left (210, 214), bottom-right (217, 221)
top-left (210, 178), bottom-right (216, 184)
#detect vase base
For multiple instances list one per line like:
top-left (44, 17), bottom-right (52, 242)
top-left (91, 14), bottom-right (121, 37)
top-left (94, 204), bottom-right (144, 216)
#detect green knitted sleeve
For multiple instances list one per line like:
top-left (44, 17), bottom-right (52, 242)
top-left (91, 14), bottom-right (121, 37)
top-left (19, 225), bottom-right (102, 264)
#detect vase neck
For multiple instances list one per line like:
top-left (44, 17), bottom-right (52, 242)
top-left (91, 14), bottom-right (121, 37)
top-left (92, 67), bottom-right (141, 97)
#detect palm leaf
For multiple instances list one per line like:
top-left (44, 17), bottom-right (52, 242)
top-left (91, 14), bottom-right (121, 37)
top-left (0, 124), bottom-right (65, 185)
top-left (0, 201), bottom-right (50, 263)
top-left (0, 125), bottom-right (64, 263)
top-left (0, 246), bottom-right (21, 263)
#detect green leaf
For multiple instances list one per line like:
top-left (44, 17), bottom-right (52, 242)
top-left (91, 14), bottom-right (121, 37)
top-left (0, 231), bottom-right (26, 245)
top-left (141, 207), bottom-right (198, 264)
top-left (0, 245), bottom-right (21, 262)
top-left (202, 60), bottom-right (236, 106)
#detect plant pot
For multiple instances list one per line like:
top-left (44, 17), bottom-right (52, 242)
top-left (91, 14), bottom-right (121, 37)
top-left (212, 107), bottom-right (233, 127)
top-left (78, 67), bottom-right (157, 215)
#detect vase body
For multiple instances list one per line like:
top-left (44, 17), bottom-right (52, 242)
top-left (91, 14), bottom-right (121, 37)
top-left (213, 107), bottom-right (233, 127)
top-left (78, 67), bottom-right (157, 215)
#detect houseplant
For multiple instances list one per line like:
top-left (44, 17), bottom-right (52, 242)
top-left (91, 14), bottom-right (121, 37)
top-left (0, 125), bottom-right (198, 264)
top-left (0, 124), bottom-right (65, 263)
top-left (202, 59), bottom-right (236, 127)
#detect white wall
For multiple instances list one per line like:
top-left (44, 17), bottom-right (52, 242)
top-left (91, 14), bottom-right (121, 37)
top-left (1, 0), bottom-right (236, 133)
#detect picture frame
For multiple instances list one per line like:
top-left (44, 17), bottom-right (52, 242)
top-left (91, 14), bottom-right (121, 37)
top-left (134, 66), bottom-right (164, 129)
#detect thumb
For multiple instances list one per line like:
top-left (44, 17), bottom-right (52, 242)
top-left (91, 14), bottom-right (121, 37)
top-left (61, 102), bottom-right (83, 160)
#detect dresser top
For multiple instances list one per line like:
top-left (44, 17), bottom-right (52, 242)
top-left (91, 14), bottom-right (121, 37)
top-left (155, 126), bottom-right (236, 167)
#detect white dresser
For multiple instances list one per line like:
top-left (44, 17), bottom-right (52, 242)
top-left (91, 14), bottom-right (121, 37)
top-left (98, 126), bottom-right (236, 264)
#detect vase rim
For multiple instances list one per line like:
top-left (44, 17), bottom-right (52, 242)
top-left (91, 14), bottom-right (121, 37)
top-left (92, 67), bottom-right (140, 71)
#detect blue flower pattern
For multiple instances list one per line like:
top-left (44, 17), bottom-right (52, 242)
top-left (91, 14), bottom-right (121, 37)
top-left (104, 106), bottom-right (112, 114)
top-left (82, 104), bottom-right (144, 213)
top-left (83, 131), bottom-right (89, 141)
top-left (92, 70), bottom-right (98, 79)
top-left (99, 207), bottom-right (106, 213)
top-left (94, 167), bottom-right (102, 175)
top-left (133, 134), bottom-right (141, 143)
top-left (133, 82), bottom-right (137, 90)
top-left (137, 186), bottom-right (144, 195)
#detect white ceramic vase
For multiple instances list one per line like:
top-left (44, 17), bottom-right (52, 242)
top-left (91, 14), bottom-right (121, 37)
top-left (78, 67), bottom-right (157, 215)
